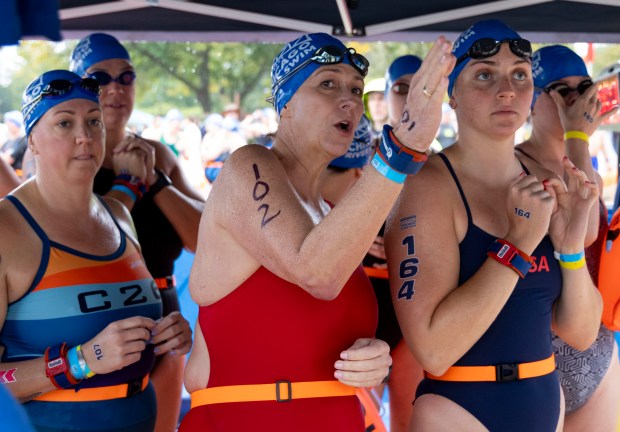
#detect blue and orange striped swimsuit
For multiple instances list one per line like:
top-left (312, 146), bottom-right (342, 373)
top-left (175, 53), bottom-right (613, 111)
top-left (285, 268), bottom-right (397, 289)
top-left (0, 195), bottom-right (162, 432)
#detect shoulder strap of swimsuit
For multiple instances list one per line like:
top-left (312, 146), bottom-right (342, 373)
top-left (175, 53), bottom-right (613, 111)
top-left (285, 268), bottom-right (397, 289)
top-left (4, 195), bottom-right (51, 298)
top-left (437, 153), bottom-right (473, 226)
top-left (514, 147), bottom-right (533, 175)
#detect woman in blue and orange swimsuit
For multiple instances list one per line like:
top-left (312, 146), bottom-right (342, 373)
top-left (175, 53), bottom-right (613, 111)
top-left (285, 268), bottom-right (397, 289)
top-left (180, 32), bottom-right (454, 431)
top-left (68, 34), bottom-right (205, 431)
top-left (0, 70), bottom-right (192, 431)
top-left (386, 20), bottom-right (602, 431)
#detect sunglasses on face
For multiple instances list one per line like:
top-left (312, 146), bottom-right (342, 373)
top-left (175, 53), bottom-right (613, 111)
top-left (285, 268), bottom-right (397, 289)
top-left (88, 70), bottom-right (136, 86)
top-left (391, 81), bottom-right (410, 95)
top-left (268, 46), bottom-right (369, 103)
top-left (23, 78), bottom-right (101, 118)
top-left (540, 79), bottom-right (593, 97)
top-left (455, 38), bottom-right (532, 67)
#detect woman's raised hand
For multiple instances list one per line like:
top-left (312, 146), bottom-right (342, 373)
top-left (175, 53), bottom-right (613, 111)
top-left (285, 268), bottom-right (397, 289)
top-left (545, 157), bottom-right (599, 253)
top-left (549, 82), bottom-right (619, 137)
top-left (392, 37), bottom-right (455, 152)
top-left (505, 173), bottom-right (556, 255)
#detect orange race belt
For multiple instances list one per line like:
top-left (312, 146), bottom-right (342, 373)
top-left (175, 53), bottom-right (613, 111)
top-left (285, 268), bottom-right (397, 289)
top-left (34, 375), bottom-right (149, 402)
top-left (190, 380), bottom-right (356, 408)
top-left (154, 275), bottom-right (176, 290)
top-left (425, 355), bottom-right (555, 382)
top-left (363, 266), bottom-right (389, 279)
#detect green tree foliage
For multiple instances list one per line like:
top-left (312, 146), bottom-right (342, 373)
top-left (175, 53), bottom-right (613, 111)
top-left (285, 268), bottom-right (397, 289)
top-left (351, 41), bottom-right (433, 81)
top-left (0, 41), bottom-right (73, 113)
top-left (126, 41), bottom-right (282, 116)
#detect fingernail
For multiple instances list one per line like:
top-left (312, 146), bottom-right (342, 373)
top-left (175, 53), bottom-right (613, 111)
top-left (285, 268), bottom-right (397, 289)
top-left (340, 352), bottom-right (348, 360)
top-left (572, 167), bottom-right (578, 171)
top-left (169, 350), bottom-right (176, 356)
top-left (335, 361), bottom-right (344, 369)
top-left (334, 371), bottom-right (343, 379)
top-left (154, 347), bottom-right (161, 354)
top-left (150, 329), bottom-right (157, 336)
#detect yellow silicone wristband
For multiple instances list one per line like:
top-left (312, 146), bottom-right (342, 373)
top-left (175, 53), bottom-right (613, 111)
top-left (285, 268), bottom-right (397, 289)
top-left (558, 257), bottom-right (586, 270)
top-left (564, 131), bottom-right (589, 142)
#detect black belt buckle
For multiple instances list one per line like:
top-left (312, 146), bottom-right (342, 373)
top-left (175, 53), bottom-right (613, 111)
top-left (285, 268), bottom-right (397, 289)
top-left (275, 380), bottom-right (292, 402)
top-left (126, 377), bottom-right (144, 397)
top-left (495, 363), bottom-right (519, 382)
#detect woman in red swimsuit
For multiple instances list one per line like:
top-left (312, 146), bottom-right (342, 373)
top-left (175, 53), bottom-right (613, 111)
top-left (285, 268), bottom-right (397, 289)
top-left (180, 32), bottom-right (454, 431)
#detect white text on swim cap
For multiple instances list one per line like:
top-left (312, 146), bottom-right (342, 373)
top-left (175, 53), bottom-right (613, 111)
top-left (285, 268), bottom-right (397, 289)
top-left (274, 34), bottom-right (317, 79)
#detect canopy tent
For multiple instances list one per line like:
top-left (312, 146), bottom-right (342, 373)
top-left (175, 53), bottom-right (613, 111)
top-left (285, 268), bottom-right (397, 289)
top-left (52, 0), bottom-right (620, 44)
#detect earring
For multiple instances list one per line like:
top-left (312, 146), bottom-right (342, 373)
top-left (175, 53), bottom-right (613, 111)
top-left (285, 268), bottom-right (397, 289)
top-left (449, 99), bottom-right (456, 110)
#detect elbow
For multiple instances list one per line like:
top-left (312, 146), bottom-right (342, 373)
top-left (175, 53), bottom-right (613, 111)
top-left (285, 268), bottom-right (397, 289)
top-left (413, 349), bottom-right (454, 377)
top-left (419, 359), bottom-right (452, 377)
top-left (185, 239), bottom-right (198, 254)
top-left (295, 270), bottom-right (343, 301)
top-left (567, 331), bottom-right (597, 352)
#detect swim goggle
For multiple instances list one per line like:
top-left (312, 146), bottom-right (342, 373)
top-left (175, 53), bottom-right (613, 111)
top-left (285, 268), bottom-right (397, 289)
top-left (268, 45), bottom-right (369, 103)
top-left (88, 70), bottom-right (136, 86)
top-left (539, 79), bottom-right (593, 97)
top-left (23, 78), bottom-right (101, 118)
top-left (390, 81), bottom-right (411, 95)
top-left (455, 38), bottom-right (532, 67)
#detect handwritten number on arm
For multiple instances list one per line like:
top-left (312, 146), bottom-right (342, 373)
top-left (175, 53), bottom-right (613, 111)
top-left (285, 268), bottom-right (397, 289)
top-left (252, 163), bottom-right (281, 228)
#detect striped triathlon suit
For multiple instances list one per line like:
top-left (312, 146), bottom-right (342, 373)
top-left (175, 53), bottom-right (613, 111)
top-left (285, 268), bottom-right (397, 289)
top-left (180, 265), bottom-right (377, 432)
top-left (0, 195), bottom-right (163, 432)
top-left (552, 200), bottom-right (614, 413)
top-left (416, 154), bottom-right (562, 431)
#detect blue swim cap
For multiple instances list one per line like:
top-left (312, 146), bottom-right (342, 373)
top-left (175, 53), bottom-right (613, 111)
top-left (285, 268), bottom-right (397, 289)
top-left (531, 45), bottom-right (589, 106)
top-left (449, 19), bottom-right (522, 96)
top-left (22, 70), bottom-right (100, 136)
top-left (385, 55), bottom-right (422, 95)
top-left (70, 33), bottom-right (131, 77)
top-left (329, 114), bottom-right (373, 169)
top-left (271, 33), bottom-right (353, 116)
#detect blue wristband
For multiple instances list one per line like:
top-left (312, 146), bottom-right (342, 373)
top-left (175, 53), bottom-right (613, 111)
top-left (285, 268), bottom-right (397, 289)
top-left (67, 346), bottom-right (85, 380)
top-left (111, 184), bottom-right (137, 202)
top-left (377, 125), bottom-right (427, 175)
top-left (553, 250), bottom-right (585, 263)
top-left (371, 153), bottom-right (406, 184)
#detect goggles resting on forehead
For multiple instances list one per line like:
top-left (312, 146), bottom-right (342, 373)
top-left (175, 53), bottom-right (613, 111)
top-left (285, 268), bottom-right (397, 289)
top-left (23, 78), bottom-right (101, 118)
top-left (268, 45), bottom-right (369, 103)
top-left (88, 70), bottom-right (136, 86)
top-left (539, 79), bottom-right (593, 97)
top-left (455, 38), bottom-right (532, 67)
